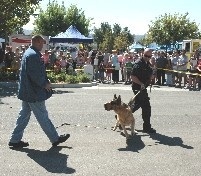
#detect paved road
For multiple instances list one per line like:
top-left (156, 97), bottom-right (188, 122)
top-left (0, 83), bottom-right (200, 176)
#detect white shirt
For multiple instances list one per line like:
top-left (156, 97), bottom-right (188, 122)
top-left (177, 55), bottom-right (188, 71)
top-left (94, 58), bottom-right (98, 66)
top-left (171, 56), bottom-right (179, 70)
top-left (190, 59), bottom-right (197, 70)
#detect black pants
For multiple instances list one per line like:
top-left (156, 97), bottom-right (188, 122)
top-left (157, 69), bottom-right (166, 85)
top-left (112, 67), bottom-right (119, 82)
top-left (132, 89), bottom-right (152, 130)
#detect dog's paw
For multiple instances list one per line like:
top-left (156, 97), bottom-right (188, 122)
top-left (112, 127), bottom-right (117, 131)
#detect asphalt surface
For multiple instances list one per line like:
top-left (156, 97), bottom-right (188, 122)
top-left (0, 83), bottom-right (201, 176)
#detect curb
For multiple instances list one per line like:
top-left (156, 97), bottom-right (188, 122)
top-left (0, 82), bottom-right (18, 87)
top-left (0, 82), bottom-right (97, 88)
top-left (51, 82), bottom-right (97, 88)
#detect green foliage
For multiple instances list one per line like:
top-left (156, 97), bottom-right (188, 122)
top-left (46, 71), bottom-right (90, 84)
top-left (114, 27), bottom-right (134, 51)
top-left (76, 73), bottom-right (91, 83)
top-left (0, 72), bottom-right (18, 81)
top-left (34, 2), bottom-right (92, 37)
top-left (0, 0), bottom-right (40, 37)
top-left (113, 24), bottom-right (122, 38)
top-left (94, 22), bottom-right (134, 51)
top-left (147, 12), bottom-right (201, 45)
top-left (99, 30), bottom-right (114, 52)
top-left (138, 35), bottom-right (153, 46)
top-left (64, 5), bottom-right (92, 36)
top-left (34, 1), bottom-right (66, 36)
top-left (65, 75), bottom-right (79, 84)
top-left (0, 71), bottom-right (91, 84)
top-left (93, 22), bottom-right (112, 49)
top-left (46, 72), bottom-right (57, 83)
top-left (55, 73), bottom-right (67, 82)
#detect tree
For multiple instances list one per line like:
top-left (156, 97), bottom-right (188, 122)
top-left (0, 0), bottom-right (40, 37)
top-left (122, 27), bottom-right (134, 46)
top-left (16, 27), bottom-right (25, 35)
top-left (99, 31), bottom-right (114, 52)
top-left (113, 23), bottom-right (122, 38)
top-left (64, 5), bottom-right (92, 36)
top-left (93, 22), bottom-right (112, 49)
top-left (93, 22), bottom-right (134, 51)
top-left (34, 1), bottom-right (66, 36)
top-left (148, 12), bottom-right (201, 45)
top-left (114, 28), bottom-right (134, 51)
top-left (138, 34), bottom-right (153, 47)
top-left (34, 2), bottom-right (92, 37)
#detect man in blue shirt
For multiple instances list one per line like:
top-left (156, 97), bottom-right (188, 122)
top-left (9, 35), bottom-right (70, 148)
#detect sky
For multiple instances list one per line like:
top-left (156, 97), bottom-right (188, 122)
top-left (23, 0), bottom-right (201, 35)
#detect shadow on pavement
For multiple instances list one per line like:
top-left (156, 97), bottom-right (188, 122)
top-left (118, 134), bottom-right (145, 153)
top-left (149, 133), bottom-right (194, 149)
top-left (11, 146), bottom-right (76, 174)
top-left (52, 89), bottom-right (74, 94)
top-left (0, 86), bottom-right (18, 97)
top-left (0, 87), bottom-right (74, 100)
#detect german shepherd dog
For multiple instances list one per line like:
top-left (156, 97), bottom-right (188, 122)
top-left (104, 94), bottom-right (137, 139)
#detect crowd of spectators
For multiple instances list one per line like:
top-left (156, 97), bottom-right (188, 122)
top-left (0, 44), bottom-right (201, 91)
top-left (151, 49), bottom-right (201, 91)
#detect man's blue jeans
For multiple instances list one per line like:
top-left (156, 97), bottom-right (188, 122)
top-left (10, 101), bottom-right (59, 143)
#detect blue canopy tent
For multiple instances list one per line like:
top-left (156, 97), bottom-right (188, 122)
top-left (129, 42), bottom-right (144, 49)
top-left (50, 25), bottom-right (93, 43)
top-left (129, 42), bottom-right (144, 52)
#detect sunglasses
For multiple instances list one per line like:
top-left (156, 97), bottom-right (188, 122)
top-left (144, 55), bottom-right (152, 58)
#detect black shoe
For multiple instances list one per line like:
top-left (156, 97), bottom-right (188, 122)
top-left (52, 134), bottom-right (70, 146)
top-left (143, 128), bottom-right (156, 134)
top-left (9, 141), bottom-right (29, 148)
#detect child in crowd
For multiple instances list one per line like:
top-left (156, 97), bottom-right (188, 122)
top-left (66, 58), bottom-right (74, 75)
top-left (60, 55), bottom-right (67, 73)
top-left (105, 61), bottom-right (113, 83)
top-left (124, 56), bottom-right (133, 84)
top-left (54, 59), bottom-right (61, 74)
top-left (98, 60), bottom-right (105, 83)
top-left (188, 56), bottom-right (198, 90)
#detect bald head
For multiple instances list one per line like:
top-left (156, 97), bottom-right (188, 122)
top-left (143, 48), bottom-right (152, 61)
top-left (31, 35), bottom-right (45, 51)
top-left (144, 48), bottom-right (152, 56)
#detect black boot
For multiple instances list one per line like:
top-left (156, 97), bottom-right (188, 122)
top-left (143, 123), bottom-right (156, 133)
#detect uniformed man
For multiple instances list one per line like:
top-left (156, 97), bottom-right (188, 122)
top-left (131, 48), bottom-right (156, 133)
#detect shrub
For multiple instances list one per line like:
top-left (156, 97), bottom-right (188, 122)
top-left (1, 70), bottom-right (91, 84)
top-left (65, 75), bottom-right (79, 83)
top-left (0, 72), bottom-right (18, 81)
top-left (47, 72), bottom-right (57, 83)
top-left (77, 73), bottom-right (91, 83)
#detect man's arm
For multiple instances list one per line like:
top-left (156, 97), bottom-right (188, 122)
top-left (131, 75), bottom-right (145, 89)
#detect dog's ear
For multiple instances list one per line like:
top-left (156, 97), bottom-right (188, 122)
top-left (114, 94), bottom-right (117, 99)
top-left (117, 95), bottom-right (121, 103)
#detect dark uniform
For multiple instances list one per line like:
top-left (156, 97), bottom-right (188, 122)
top-left (131, 58), bottom-right (155, 132)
